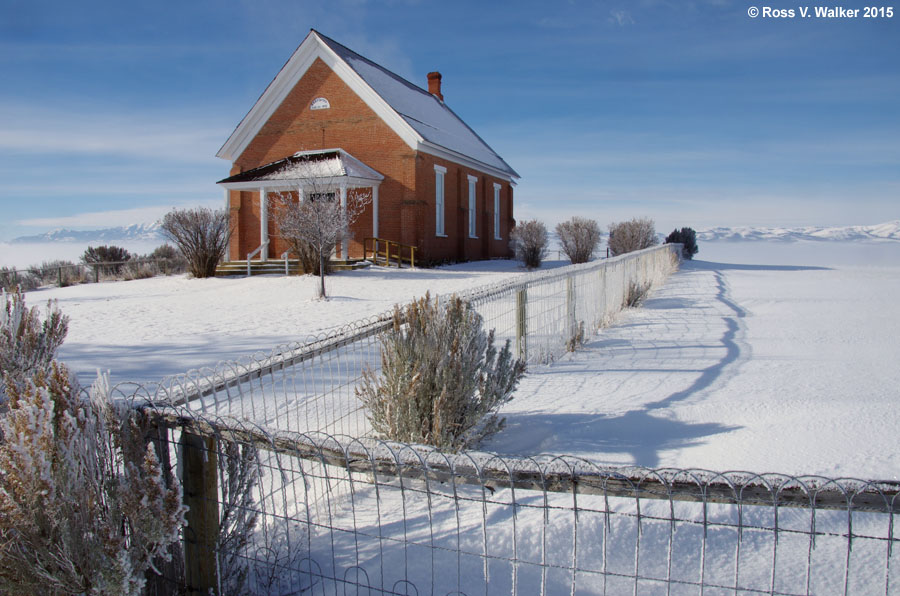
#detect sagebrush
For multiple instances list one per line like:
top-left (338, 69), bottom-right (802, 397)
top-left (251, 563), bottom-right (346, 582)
top-left (358, 294), bottom-right (525, 451)
top-left (625, 281), bottom-right (651, 307)
top-left (556, 217), bottom-right (602, 264)
top-left (82, 245), bottom-right (131, 275)
top-left (608, 217), bottom-right (658, 256)
top-left (510, 219), bottom-right (549, 269)
top-left (1, 288), bottom-right (68, 405)
top-left (0, 365), bottom-right (185, 596)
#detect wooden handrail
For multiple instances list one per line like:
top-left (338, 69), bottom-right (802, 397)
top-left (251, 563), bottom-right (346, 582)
top-left (363, 237), bottom-right (417, 268)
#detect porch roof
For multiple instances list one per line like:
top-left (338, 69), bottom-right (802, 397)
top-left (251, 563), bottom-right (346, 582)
top-left (217, 148), bottom-right (384, 191)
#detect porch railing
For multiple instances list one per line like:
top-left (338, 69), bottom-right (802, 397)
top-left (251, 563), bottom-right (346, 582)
top-left (363, 237), bottom-right (417, 268)
top-left (246, 242), bottom-right (269, 276)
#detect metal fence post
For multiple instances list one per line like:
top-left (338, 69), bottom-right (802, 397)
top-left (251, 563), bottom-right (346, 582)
top-left (181, 431), bottom-right (219, 595)
top-left (566, 276), bottom-right (576, 340)
top-left (516, 288), bottom-right (527, 361)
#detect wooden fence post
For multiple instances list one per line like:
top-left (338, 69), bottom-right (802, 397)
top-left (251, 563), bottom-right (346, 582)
top-left (145, 421), bottom-right (185, 593)
top-left (516, 288), bottom-right (527, 361)
top-left (181, 431), bottom-right (219, 595)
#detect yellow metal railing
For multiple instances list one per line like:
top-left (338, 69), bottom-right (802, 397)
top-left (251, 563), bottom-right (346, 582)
top-left (363, 237), bottom-right (417, 268)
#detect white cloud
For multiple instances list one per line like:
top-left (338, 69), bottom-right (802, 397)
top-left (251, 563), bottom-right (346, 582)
top-left (609, 10), bottom-right (635, 26)
top-left (0, 102), bottom-right (225, 163)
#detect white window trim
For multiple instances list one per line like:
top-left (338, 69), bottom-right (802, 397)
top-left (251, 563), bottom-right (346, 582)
top-left (435, 165), bottom-right (447, 237)
top-left (468, 175), bottom-right (478, 239)
top-left (493, 183), bottom-right (502, 240)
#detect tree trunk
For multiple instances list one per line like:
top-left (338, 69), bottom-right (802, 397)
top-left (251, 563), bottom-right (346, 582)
top-left (318, 252), bottom-right (327, 299)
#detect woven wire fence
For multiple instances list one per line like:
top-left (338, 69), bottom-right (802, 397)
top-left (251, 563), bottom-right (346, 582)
top-left (140, 244), bottom-right (680, 440)
top-left (111, 243), bottom-right (900, 594)
top-left (133, 404), bottom-right (900, 596)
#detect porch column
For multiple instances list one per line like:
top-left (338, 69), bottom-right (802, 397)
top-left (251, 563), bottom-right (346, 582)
top-left (340, 182), bottom-right (348, 259)
top-left (372, 183), bottom-right (379, 238)
top-left (259, 186), bottom-right (268, 261)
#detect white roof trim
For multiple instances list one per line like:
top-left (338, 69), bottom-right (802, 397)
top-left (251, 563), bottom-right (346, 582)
top-left (219, 177), bottom-right (382, 191)
top-left (217, 31), bottom-right (423, 162)
top-left (419, 141), bottom-right (516, 183)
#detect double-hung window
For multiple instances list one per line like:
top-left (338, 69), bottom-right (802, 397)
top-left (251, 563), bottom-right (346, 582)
top-left (468, 175), bottom-right (478, 238)
top-left (435, 165), bottom-right (446, 236)
top-left (493, 183), bottom-right (502, 240)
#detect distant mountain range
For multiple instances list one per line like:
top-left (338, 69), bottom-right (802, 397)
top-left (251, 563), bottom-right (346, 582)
top-left (11, 223), bottom-right (164, 244)
top-left (10, 220), bottom-right (900, 245)
top-left (696, 221), bottom-right (900, 242)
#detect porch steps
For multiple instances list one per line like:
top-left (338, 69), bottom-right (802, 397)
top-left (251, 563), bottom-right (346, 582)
top-left (215, 259), bottom-right (371, 277)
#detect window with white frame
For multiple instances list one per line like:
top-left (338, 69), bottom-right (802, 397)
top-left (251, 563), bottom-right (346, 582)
top-left (435, 165), bottom-right (446, 236)
top-left (468, 175), bottom-right (478, 238)
top-left (493, 183), bottom-right (502, 240)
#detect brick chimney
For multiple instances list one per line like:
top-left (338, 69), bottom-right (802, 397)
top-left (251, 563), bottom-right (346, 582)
top-left (427, 71), bottom-right (443, 101)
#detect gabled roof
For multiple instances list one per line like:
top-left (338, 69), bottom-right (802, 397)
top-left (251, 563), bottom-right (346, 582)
top-left (217, 30), bottom-right (519, 182)
top-left (218, 149), bottom-right (384, 190)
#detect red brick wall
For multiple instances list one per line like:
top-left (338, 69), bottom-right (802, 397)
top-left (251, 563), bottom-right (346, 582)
top-left (414, 153), bottom-right (515, 262)
top-left (226, 57), bottom-right (514, 263)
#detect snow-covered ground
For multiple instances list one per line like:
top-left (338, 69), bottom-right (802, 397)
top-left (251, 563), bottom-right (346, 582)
top-left (22, 238), bottom-right (900, 479)
top-left (486, 241), bottom-right (900, 479)
top-left (33, 259), bottom-right (553, 384)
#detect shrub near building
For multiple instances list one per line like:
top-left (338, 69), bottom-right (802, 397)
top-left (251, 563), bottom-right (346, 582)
top-left (510, 219), bottom-right (549, 269)
top-left (556, 217), bottom-right (602, 264)
top-left (608, 217), bottom-right (658, 256)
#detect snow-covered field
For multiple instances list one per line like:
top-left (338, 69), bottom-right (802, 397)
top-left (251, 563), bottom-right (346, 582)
top-left (34, 259), bottom-right (545, 383)
top-left (23, 238), bottom-right (900, 479)
top-left (486, 241), bottom-right (900, 479)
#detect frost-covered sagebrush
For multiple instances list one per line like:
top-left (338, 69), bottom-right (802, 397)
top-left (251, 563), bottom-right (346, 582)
top-left (0, 365), bottom-right (186, 596)
top-left (1, 288), bottom-right (68, 404)
top-left (510, 219), bottom-right (549, 269)
top-left (556, 217), bottom-right (602, 264)
top-left (358, 294), bottom-right (525, 451)
top-left (608, 217), bottom-right (658, 256)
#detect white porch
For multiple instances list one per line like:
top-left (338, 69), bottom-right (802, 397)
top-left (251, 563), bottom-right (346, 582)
top-left (217, 148), bottom-right (384, 264)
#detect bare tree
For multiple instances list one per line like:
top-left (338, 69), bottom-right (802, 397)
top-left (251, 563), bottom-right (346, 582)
top-left (160, 207), bottom-right (232, 278)
top-left (510, 219), bottom-right (549, 269)
top-left (269, 187), bottom-right (369, 299)
top-left (555, 217), bottom-right (602, 264)
top-left (608, 217), bottom-right (658, 256)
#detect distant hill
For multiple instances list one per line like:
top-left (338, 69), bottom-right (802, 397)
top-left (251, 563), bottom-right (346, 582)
top-left (11, 223), bottom-right (164, 244)
top-left (696, 221), bottom-right (900, 242)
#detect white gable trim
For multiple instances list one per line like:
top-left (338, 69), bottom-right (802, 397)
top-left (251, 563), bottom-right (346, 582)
top-left (417, 140), bottom-right (517, 183)
top-left (217, 31), bottom-right (423, 162)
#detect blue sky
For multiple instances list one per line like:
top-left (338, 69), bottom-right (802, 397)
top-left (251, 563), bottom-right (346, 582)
top-left (1, 0), bottom-right (898, 241)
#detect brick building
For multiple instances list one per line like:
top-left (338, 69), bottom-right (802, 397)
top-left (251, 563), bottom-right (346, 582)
top-left (216, 30), bottom-right (519, 266)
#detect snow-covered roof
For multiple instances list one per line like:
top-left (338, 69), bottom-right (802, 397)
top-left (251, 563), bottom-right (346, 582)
top-left (217, 30), bottom-right (519, 181)
top-left (218, 149), bottom-right (384, 190)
